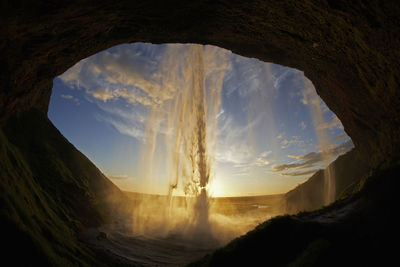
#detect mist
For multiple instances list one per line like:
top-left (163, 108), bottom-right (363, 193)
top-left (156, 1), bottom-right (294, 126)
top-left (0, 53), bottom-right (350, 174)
top-left (115, 45), bottom-right (286, 247)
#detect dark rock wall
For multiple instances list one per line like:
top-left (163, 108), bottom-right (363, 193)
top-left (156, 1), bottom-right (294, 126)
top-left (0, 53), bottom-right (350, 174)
top-left (0, 109), bottom-right (127, 265)
top-left (2, 0), bottom-right (400, 167)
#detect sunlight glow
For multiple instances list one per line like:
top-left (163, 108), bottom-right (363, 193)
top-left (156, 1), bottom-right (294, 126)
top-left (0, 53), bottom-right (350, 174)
top-left (49, 43), bottom-right (353, 198)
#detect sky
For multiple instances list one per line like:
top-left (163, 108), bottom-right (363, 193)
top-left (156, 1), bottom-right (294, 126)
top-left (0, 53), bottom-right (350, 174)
top-left (48, 43), bottom-right (353, 197)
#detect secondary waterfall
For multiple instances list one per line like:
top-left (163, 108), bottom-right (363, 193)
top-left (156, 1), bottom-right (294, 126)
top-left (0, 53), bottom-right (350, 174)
top-left (302, 79), bottom-right (336, 205)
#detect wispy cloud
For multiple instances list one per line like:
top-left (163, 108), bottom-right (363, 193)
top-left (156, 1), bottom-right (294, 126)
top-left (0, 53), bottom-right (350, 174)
top-left (95, 113), bottom-right (145, 142)
top-left (215, 109), bottom-right (274, 178)
top-left (280, 169), bottom-right (319, 177)
top-left (272, 68), bottom-right (293, 90)
top-left (234, 167), bottom-right (251, 176)
top-left (230, 150), bottom-right (273, 177)
top-left (317, 116), bottom-right (343, 130)
top-left (216, 109), bottom-right (268, 166)
top-left (272, 140), bottom-right (354, 174)
top-left (59, 45), bottom-right (174, 106)
top-left (280, 136), bottom-right (305, 149)
top-left (233, 150), bottom-right (272, 168)
top-left (333, 133), bottom-right (349, 142)
top-left (300, 78), bottom-right (343, 132)
top-left (60, 43), bottom-right (232, 143)
top-left (106, 174), bottom-right (130, 180)
top-left (276, 133), bottom-right (284, 140)
top-left (60, 94), bottom-right (74, 99)
top-left (216, 142), bottom-right (253, 165)
top-left (60, 94), bottom-right (80, 105)
top-left (60, 44), bottom-right (232, 108)
top-left (301, 84), bottom-right (320, 106)
top-left (223, 55), bottom-right (281, 99)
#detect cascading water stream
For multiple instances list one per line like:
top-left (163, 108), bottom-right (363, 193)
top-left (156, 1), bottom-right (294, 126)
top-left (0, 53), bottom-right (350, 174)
top-left (132, 44), bottom-right (227, 242)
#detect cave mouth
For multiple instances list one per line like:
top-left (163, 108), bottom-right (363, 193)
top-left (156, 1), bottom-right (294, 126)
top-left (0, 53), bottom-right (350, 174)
top-left (48, 42), bottom-right (353, 264)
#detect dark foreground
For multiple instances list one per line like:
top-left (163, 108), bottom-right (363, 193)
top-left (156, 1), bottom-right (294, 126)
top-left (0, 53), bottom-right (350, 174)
top-left (189, 161), bottom-right (400, 266)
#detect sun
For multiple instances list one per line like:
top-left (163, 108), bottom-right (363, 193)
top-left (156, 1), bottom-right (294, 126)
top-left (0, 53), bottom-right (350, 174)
top-left (208, 172), bottom-right (231, 197)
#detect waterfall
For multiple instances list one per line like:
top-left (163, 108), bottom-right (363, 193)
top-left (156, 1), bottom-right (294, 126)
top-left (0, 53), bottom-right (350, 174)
top-left (133, 44), bottom-right (229, 241)
top-left (302, 79), bottom-right (336, 205)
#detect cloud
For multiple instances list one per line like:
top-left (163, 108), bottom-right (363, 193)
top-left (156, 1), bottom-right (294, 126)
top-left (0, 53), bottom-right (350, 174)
top-left (216, 110), bottom-right (267, 165)
top-left (301, 84), bottom-right (320, 106)
top-left (253, 158), bottom-right (271, 167)
top-left (60, 43), bottom-right (233, 143)
top-left (59, 45), bottom-right (172, 107)
top-left (96, 114), bottom-right (145, 141)
top-left (260, 150), bottom-right (272, 158)
top-left (273, 140), bottom-right (354, 173)
top-left (328, 139), bottom-right (354, 155)
top-left (86, 87), bottom-right (155, 106)
top-left (276, 133), bottom-right (284, 139)
top-left (300, 78), bottom-right (343, 132)
top-left (320, 101), bottom-right (330, 114)
top-left (234, 167), bottom-right (251, 176)
top-left (223, 55), bottom-right (277, 99)
top-left (96, 102), bottom-right (146, 123)
top-left (60, 94), bottom-right (74, 99)
top-left (317, 116), bottom-right (343, 130)
top-left (60, 94), bottom-right (80, 105)
top-left (216, 141), bottom-right (253, 165)
top-left (229, 150), bottom-right (273, 176)
top-left (334, 133), bottom-right (349, 141)
top-left (233, 150), bottom-right (272, 168)
top-left (280, 169), bottom-right (319, 177)
top-left (280, 136), bottom-right (305, 149)
top-left (215, 110), bottom-right (273, 171)
top-left (60, 44), bottom-right (232, 108)
top-left (272, 68), bottom-right (293, 90)
top-left (106, 174), bottom-right (130, 180)
top-left (216, 109), bottom-right (225, 119)
top-left (273, 162), bottom-right (304, 172)
top-left (87, 87), bottom-right (115, 102)
top-left (252, 150), bottom-right (272, 167)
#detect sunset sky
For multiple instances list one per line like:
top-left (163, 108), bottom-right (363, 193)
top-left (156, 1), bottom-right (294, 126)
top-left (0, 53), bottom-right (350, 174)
top-left (48, 43), bottom-right (353, 197)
